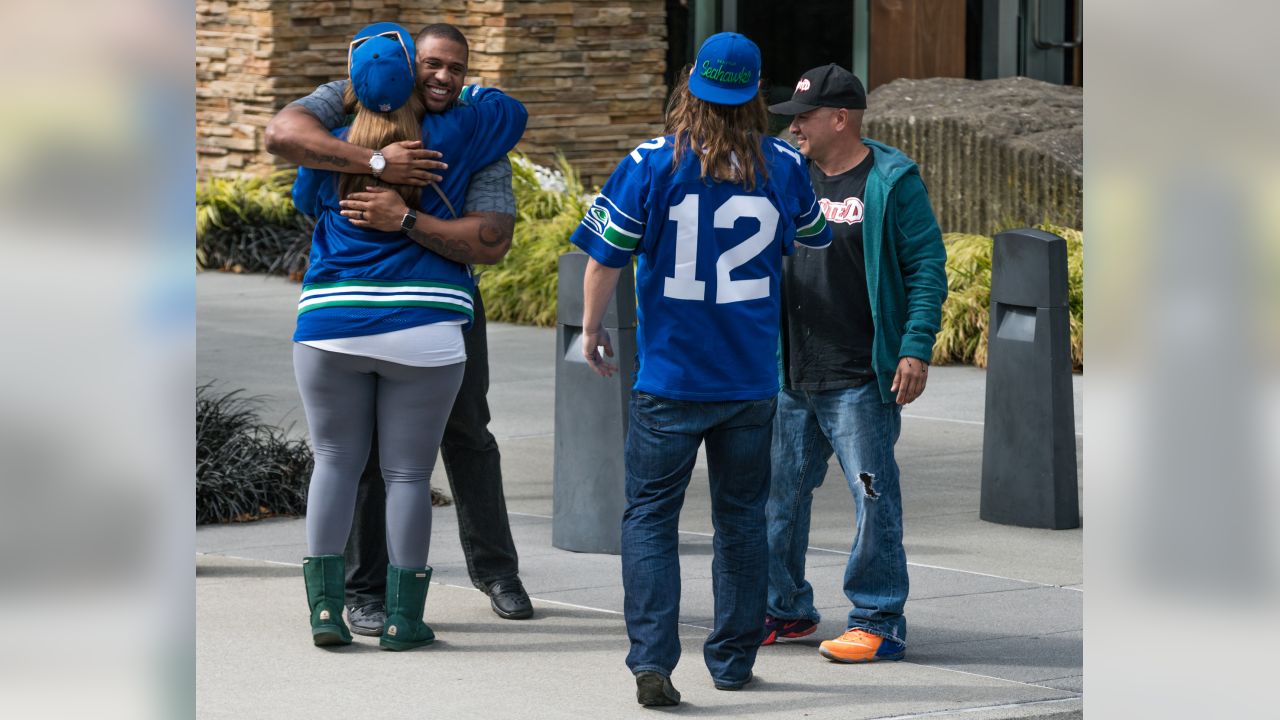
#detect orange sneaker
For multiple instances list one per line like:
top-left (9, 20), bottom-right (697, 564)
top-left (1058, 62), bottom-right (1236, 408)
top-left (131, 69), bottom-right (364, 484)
top-left (818, 628), bottom-right (905, 663)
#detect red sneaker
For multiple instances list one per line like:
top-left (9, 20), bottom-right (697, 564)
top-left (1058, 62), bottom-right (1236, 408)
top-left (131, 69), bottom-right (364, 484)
top-left (762, 614), bottom-right (818, 645)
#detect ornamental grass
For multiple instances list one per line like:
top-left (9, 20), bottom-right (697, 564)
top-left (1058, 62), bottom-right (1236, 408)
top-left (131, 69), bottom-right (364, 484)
top-left (933, 224), bottom-right (1083, 371)
top-left (196, 383), bottom-right (312, 524)
top-left (196, 171), bottom-right (314, 279)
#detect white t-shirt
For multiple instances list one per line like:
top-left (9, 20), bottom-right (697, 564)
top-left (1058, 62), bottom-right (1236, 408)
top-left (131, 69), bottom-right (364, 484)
top-left (300, 320), bottom-right (466, 367)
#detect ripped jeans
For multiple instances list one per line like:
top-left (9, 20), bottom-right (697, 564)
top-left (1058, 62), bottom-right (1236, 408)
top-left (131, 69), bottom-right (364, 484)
top-left (765, 383), bottom-right (908, 645)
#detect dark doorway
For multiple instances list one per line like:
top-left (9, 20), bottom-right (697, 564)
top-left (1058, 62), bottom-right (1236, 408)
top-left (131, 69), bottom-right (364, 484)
top-left (665, 0), bottom-right (693, 94)
top-left (737, 0), bottom-right (854, 108)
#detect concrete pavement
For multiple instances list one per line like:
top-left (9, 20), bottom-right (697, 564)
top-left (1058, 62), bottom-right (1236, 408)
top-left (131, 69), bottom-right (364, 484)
top-left (197, 271), bottom-right (1083, 719)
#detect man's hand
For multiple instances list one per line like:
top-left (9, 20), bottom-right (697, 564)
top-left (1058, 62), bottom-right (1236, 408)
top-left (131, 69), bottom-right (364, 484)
top-left (380, 140), bottom-right (447, 186)
top-left (340, 187), bottom-right (409, 232)
top-left (891, 356), bottom-right (929, 405)
top-left (582, 325), bottom-right (617, 378)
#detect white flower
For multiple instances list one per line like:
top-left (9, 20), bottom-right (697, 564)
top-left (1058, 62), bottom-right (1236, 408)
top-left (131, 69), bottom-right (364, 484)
top-left (513, 154), bottom-right (569, 193)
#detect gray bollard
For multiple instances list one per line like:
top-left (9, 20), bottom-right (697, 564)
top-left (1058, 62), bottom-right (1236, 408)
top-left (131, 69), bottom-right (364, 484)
top-left (552, 251), bottom-right (637, 554)
top-left (979, 228), bottom-right (1080, 529)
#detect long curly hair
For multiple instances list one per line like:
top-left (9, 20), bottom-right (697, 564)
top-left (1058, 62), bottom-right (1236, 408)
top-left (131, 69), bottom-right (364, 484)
top-left (336, 84), bottom-right (424, 209)
top-left (664, 68), bottom-right (769, 191)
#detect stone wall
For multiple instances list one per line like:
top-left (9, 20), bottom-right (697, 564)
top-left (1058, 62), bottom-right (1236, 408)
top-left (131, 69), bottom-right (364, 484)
top-left (196, 0), bottom-right (279, 176)
top-left (864, 76), bottom-right (1083, 234)
top-left (196, 0), bottom-right (669, 188)
top-left (475, 1), bottom-right (669, 189)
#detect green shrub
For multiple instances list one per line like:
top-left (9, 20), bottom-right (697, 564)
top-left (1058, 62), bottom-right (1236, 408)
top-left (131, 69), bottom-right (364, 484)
top-left (935, 232), bottom-right (994, 367)
top-left (933, 224), bottom-right (1083, 371)
top-left (481, 153), bottom-right (589, 327)
top-left (196, 383), bottom-right (312, 524)
top-left (1052, 223), bottom-right (1085, 370)
top-left (196, 172), bottom-right (313, 278)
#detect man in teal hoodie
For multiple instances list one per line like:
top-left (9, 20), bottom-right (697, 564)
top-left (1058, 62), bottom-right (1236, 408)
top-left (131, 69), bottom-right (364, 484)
top-left (762, 64), bottom-right (947, 663)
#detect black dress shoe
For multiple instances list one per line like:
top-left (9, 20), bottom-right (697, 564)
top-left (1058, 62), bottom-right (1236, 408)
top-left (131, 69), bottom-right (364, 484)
top-left (486, 578), bottom-right (533, 619)
top-left (346, 602), bottom-right (386, 636)
top-left (635, 671), bottom-right (681, 706)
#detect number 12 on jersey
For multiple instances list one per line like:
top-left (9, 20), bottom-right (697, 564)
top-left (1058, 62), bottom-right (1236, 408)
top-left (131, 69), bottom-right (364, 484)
top-left (662, 192), bottom-right (779, 305)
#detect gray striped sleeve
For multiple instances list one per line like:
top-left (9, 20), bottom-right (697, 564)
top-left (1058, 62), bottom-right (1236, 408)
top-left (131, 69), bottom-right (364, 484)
top-left (463, 156), bottom-right (516, 216)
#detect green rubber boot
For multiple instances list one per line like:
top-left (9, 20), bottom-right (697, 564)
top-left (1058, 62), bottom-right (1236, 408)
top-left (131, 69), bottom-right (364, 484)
top-left (302, 555), bottom-right (352, 647)
top-left (380, 565), bottom-right (436, 651)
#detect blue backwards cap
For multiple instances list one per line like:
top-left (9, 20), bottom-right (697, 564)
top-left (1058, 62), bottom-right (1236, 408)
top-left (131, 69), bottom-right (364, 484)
top-left (349, 23), bottom-right (417, 113)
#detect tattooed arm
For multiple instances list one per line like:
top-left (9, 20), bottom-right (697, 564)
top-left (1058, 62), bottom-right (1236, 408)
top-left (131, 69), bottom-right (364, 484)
top-left (339, 187), bottom-right (515, 265)
top-left (265, 104), bottom-right (367, 171)
top-left (404, 211), bottom-right (514, 266)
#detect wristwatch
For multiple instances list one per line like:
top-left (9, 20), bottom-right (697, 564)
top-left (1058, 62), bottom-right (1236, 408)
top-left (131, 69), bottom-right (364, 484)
top-left (369, 150), bottom-right (386, 178)
top-left (400, 208), bottom-right (417, 233)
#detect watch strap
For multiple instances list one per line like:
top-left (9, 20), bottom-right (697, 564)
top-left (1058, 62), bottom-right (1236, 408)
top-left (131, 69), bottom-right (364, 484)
top-left (400, 208), bottom-right (418, 233)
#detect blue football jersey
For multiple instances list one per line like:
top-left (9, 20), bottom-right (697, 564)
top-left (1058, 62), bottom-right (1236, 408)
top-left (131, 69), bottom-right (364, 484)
top-left (570, 135), bottom-right (831, 401)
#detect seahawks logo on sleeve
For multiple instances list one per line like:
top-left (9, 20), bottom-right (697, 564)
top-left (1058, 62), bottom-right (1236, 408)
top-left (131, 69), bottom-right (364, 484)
top-left (581, 195), bottom-right (644, 253)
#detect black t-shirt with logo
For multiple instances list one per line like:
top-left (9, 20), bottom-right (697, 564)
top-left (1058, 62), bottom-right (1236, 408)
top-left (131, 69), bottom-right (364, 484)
top-left (781, 149), bottom-right (877, 390)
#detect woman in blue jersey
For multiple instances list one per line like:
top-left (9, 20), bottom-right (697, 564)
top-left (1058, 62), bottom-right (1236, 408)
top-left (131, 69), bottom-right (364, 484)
top-left (290, 23), bottom-right (525, 651)
top-left (570, 33), bottom-right (831, 705)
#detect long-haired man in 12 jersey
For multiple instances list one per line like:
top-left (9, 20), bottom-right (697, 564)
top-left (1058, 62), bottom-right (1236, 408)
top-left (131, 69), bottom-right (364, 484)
top-left (571, 32), bottom-right (831, 707)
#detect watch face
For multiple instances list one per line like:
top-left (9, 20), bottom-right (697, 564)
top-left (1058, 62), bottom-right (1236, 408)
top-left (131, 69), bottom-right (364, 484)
top-left (370, 153), bottom-right (386, 171)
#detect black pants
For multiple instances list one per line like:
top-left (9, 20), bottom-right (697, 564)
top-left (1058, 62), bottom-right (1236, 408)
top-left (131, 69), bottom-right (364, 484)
top-left (344, 289), bottom-right (521, 605)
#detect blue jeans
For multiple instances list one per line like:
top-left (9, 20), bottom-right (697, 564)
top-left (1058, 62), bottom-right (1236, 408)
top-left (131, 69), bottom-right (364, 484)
top-left (622, 391), bottom-right (775, 686)
top-left (766, 384), bottom-right (909, 645)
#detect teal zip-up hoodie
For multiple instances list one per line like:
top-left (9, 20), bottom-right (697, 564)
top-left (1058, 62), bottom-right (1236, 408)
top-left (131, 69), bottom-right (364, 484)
top-left (856, 139), bottom-right (948, 404)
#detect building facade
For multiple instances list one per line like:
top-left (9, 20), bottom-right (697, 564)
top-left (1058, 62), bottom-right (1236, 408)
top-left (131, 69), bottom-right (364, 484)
top-left (197, 0), bottom-right (1081, 198)
top-left (196, 0), bottom-right (668, 188)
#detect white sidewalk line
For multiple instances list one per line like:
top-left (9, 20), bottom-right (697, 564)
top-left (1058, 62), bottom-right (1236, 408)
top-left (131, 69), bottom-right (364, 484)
top-left (200, 552), bottom-right (714, 632)
top-left (868, 695), bottom-right (1081, 720)
top-left (902, 412), bottom-right (1084, 438)
top-left (506, 512), bottom-right (1085, 593)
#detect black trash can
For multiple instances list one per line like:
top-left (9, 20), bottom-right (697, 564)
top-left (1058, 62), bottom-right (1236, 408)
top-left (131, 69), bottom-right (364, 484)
top-left (979, 228), bottom-right (1080, 529)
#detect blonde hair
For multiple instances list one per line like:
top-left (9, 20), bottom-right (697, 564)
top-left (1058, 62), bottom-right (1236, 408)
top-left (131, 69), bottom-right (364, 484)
top-left (664, 70), bottom-right (769, 191)
top-left (337, 84), bottom-right (424, 208)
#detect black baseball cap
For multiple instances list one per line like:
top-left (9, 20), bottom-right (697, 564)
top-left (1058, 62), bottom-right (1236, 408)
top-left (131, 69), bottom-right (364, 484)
top-left (768, 64), bottom-right (867, 115)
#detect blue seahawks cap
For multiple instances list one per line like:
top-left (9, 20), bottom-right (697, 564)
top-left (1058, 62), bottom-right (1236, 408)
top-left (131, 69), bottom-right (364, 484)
top-left (687, 32), bottom-right (761, 106)
top-left (349, 23), bottom-right (417, 113)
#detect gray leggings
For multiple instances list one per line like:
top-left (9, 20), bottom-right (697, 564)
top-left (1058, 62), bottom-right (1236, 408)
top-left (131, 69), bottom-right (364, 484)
top-left (294, 343), bottom-right (464, 568)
